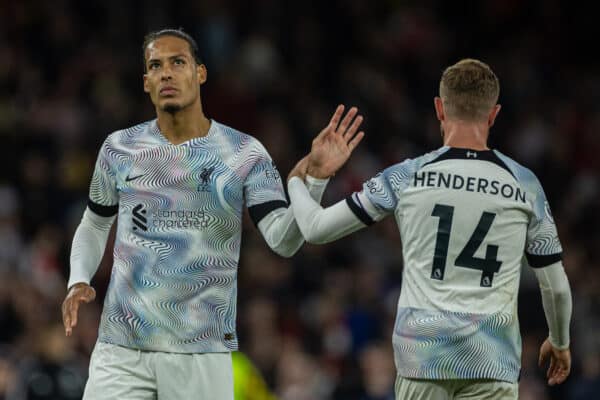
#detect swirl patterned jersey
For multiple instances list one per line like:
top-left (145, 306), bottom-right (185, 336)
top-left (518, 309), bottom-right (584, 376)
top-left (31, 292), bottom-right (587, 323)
top-left (346, 147), bottom-right (562, 383)
top-left (88, 119), bottom-right (287, 353)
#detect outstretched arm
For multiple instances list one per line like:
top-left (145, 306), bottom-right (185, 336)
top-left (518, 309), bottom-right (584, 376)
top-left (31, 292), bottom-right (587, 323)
top-left (288, 176), bottom-right (366, 243)
top-left (258, 105), bottom-right (365, 256)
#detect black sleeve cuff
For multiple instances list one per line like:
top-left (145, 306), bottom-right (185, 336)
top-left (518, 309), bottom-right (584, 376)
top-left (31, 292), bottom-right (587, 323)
top-left (345, 196), bottom-right (375, 226)
top-left (526, 252), bottom-right (562, 268)
top-left (88, 199), bottom-right (119, 217)
top-left (248, 200), bottom-right (288, 226)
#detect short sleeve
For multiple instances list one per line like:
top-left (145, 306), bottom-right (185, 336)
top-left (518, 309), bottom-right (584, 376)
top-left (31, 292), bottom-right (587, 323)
top-left (346, 166), bottom-right (401, 225)
top-left (525, 179), bottom-right (563, 268)
top-left (88, 139), bottom-right (119, 216)
top-left (244, 142), bottom-right (288, 226)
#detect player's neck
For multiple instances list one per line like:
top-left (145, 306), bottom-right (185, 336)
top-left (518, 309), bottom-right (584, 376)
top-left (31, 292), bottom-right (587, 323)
top-left (442, 120), bottom-right (490, 150)
top-left (156, 102), bottom-right (211, 145)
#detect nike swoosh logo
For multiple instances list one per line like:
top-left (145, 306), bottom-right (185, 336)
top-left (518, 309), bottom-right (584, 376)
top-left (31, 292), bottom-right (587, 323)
top-left (125, 174), bottom-right (144, 182)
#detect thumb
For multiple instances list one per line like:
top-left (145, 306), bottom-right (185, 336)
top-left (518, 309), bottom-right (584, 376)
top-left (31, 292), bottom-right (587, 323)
top-left (82, 287), bottom-right (96, 303)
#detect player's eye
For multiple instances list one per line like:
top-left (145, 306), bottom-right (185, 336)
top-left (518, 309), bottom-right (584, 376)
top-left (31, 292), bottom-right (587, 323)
top-left (149, 62), bottom-right (160, 70)
top-left (174, 58), bottom-right (185, 65)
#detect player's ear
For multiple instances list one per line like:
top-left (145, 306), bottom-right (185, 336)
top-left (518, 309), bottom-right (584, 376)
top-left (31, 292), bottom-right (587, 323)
top-left (197, 64), bottom-right (207, 85)
top-left (143, 74), bottom-right (150, 93)
top-left (488, 104), bottom-right (501, 128)
top-left (434, 97), bottom-right (445, 121)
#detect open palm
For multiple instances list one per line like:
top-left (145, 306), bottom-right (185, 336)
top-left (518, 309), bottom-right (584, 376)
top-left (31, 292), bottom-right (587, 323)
top-left (308, 105), bottom-right (365, 178)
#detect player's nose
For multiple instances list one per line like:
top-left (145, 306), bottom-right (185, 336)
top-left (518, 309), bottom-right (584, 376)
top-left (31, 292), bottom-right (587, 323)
top-left (160, 65), bottom-right (173, 81)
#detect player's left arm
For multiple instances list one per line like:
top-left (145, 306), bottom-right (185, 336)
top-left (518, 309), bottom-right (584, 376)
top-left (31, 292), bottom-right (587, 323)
top-left (252, 174), bottom-right (329, 257)
top-left (534, 260), bottom-right (573, 386)
top-left (244, 147), bottom-right (329, 257)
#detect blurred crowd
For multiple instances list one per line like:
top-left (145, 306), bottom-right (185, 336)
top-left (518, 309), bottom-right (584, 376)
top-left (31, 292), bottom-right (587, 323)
top-left (1, 0), bottom-right (599, 399)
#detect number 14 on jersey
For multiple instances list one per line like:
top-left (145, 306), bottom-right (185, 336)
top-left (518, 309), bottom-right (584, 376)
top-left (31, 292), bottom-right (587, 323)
top-left (431, 204), bottom-right (502, 287)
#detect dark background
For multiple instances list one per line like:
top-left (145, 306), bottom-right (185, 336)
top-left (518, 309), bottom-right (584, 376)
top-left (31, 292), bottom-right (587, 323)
top-left (0, 1), bottom-right (599, 399)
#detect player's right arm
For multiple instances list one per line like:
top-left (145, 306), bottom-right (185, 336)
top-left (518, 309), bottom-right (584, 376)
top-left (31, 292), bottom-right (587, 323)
top-left (62, 139), bottom-right (118, 336)
top-left (288, 164), bottom-right (398, 244)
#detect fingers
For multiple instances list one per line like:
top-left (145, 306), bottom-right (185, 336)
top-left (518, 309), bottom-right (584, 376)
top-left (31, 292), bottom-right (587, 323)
top-left (348, 131), bottom-right (365, 152)
top-left (549, 371), bottom-right (567, 385)
top-left (62, 301), bottom-right (71, 336)
top-left (329, 104), bottom-right (345, 129)
top-left (548, 363), bottom-right (569, 385)
top-left (62, 289), bottom-right (95, 336)
top-left (314, 105), bottom-right (345, 143)
top-left (67, 299), bottom-right (81, 336)
top-left (344, 114), bottom-right (364, 141)
top-left (318, 105), bottom-right (363, 143)
top-left (538, 344), bottom-right (549, 368)
top-left (547, 356), bottom-right (556, 379)
top-left (547, 356), bottom-right (570, 385)
top-left (337, 106), bottom-right (358, 136)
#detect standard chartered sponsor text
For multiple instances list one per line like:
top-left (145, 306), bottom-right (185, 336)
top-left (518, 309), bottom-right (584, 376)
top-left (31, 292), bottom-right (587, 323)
top-left (152, 209), bottom-right (209, 229)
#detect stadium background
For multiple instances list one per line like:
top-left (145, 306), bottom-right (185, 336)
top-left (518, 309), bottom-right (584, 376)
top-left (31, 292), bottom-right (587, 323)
top-left (1, 1), bottom-right (599, 399)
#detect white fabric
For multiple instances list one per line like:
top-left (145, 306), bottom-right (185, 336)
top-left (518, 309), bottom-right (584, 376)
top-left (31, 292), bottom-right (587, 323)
top-left (395, 375), bottom-right (518, 400)
top-left (83, 342), bottom-right (233, 400)
top-left (287, 176), bottom-right (365, 244)
top-left (533, 261), bottom-right (572, 349)
top-left (68, 208), bottom-right (114, 289)
top-left (258, 175), bottom-right (330, 256)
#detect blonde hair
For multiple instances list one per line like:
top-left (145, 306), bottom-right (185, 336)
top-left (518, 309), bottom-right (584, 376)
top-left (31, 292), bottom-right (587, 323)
top-left (439, 58), bottom-right (500, 121)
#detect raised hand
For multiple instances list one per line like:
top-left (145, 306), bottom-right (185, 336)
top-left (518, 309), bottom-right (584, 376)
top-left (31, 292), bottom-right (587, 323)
top-left (307, 105), bottom-right (365, 179)
top-left (538, 338), bottom-right (571, 386)
top-left (62, 283), bottom-right (96, 336)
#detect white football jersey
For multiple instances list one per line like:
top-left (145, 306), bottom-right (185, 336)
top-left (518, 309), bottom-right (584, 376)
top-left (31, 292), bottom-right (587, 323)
top-left (87, 119), bottom-right (287, 353)
top-left (347, 146), bottom-right (562, 382)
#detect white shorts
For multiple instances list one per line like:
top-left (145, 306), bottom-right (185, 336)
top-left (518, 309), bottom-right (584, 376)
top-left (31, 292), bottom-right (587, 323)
top-left (83, 341), bottom-right (234, 400)
top-left (395, 375), bottom-right (518, 400)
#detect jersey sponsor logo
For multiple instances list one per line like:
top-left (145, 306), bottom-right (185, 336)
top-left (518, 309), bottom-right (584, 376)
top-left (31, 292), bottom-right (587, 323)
top-left (125, 173), bottom-right (144, 182)
top-left (466, 151), bottom-right (478, 158)
top-left (132, 204), bottom-right (210, 231)
top-left (132, 204), bottom-right (148, 231)
top-left (198, 166), bottom-right (215, 192)
top-left (413, 171), bottom-right (526, 203)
